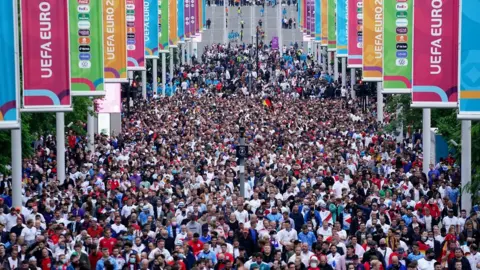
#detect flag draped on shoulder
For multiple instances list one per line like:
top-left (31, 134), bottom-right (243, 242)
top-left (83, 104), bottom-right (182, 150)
top-left (263, 97), bottom-right (274, 111)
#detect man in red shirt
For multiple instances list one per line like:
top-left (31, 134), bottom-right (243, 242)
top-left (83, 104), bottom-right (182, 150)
top-left (87, 220), bottom-right (104, 238)
top-left (217, 243), bottom-right (234, 262)
top-left (187, 233), bottom-right (204, 256)
top-left (99, 228), bottom-right (118, 254)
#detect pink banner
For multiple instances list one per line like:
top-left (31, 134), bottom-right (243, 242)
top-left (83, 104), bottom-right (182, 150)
top-left (21, 0), bottom-right (71, 109)
top-left (347, 0), bottom-right (362, 68)
top-left (127, 0), bottom-right (145, 70)
top-left (95, 83), bottom-right (122, 113)
top-left (195, 0), bottom-right (200, 35)
top-left (303, 0), bottom-right (307, 32)
top-left (412, 0), bottom-right (458, 106)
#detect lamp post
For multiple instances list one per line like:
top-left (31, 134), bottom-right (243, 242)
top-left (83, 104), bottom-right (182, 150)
top-left (237, 126), bottom-right (248, 198)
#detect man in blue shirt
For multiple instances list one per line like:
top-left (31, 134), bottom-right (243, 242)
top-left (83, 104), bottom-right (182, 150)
top-left (197, 242), bottom-right (217, 264)
top-left (96, 247), bottom-right (118, 270)
top-left (297, 225), bottom-right (316, 250)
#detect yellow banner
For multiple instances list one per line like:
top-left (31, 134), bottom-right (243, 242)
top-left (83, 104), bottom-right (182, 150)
top-left (103, 0), bottom-right (128, 82)
top-left (362, 0), bottom-right (383, 81)
top-left (169, 0), bottom-right (178, 46)
top-left (321, 0), bottom-right (328, 46)
top-left (198, 0), bottom-right (203, 32)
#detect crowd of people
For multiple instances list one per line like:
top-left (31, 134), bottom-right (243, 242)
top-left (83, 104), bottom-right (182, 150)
top-left (0, 22), bottom-right (476, 270)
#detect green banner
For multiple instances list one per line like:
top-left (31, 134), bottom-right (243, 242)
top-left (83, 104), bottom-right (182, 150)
top-left (159, 0), bottom-right (169, 51)
top-left (383, 0), bottom-right (412, 92)
top-left (69, 0), bottom-right (105, 95)
top-left (327, 0), bottom-right (336, 51)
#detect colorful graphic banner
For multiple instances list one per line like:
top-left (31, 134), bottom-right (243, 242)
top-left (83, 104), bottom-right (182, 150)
top-left (312, 0), bottom-right (316, 35)
top-left (327, 0), bottom-right (336, 51)
top-left (0, 0), bottom-right (19, 128)
top-left (21, 0), bottom-right (72, 109)
top-left (69, 0), bottom-right (105, 96)
top-left (362, 0), bottom-right (383, 81)
top-left (315, 0), bottom-right (321, 42)
top-left (321, 0), bottom-right (328, 46)
top-left (189, 0), bottom-right (196, 37)
top-left (169, 0), bottom-right (178, 46)
top-left (336, 0), bottom-right (347, 56)
top-left (201, 0), bottom-right (206, 30)
top-left (303, 0), bottom-right (307, 32)
top-left (195, 0), bottom-right (200, 35)
top-left (383, 0), bottom-right (411, 93)
top-left (184, 0), bottom-right (191, 39)
top-left (159, 0), bottom-right (168, 50)
top-left (412, 0), bottom-right (457, 107)
top-left (145, 0), bottom-right (159, 58)
top-left (95, 83), bottom-right (122, 113)
top-left (103, 0), bottom-right (128, 83)
top-left (306, 0), bottom-right (311, 35)
top-left (458, 0), bottom-right (480, 117)
top-left (127, 0), bottom-right (145, 70)
top-left (347, 0), bottom-right (362, 68)
top-left (178, 0), bottom-right (185, 41)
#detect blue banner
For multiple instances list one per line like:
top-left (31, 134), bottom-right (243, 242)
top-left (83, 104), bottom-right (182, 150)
top-left (178, 0), bottom-right (185, 41)
top-left (315, 0), bottom-right (321, 42)
top-left (336, 0), bottom-right (348, 56)
top-left (458, 0), bottom-right (480, 118)
top-left (202, 0), bottom-right (206, 29)
top-left (0, 0), bottom-right (19, 129)
top-left (145, 0), bottom-right (159, 58)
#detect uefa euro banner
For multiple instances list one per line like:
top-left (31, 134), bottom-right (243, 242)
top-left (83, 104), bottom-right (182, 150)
top-left (315, 0), bottom-right (321, 42)
top-left (159, 0), bottom-right (169, 51)
top-left (362, 0), bottom-right (383, 81)
top-left (412, 0), bottom-right (458, 108)
top-left (69, 0), bottom-right (105, 96)
top-left (21, 0), bottom-right (72, 110)
top-left (321, 0), bottom-right (328, 46)
top-left (103, 0), bottom-right (128, 83)
top-left (145, 0), bottom-right (159, 58)
top-left (202, 0), bottom-right (206, 30)
top-left (458, 0), bottom-right (480, 118)
top-left (383, 0), bottom-right (412, 93)
top-left (126, 0), bottom-right (145, 70)
top-left (178, 0), bottom-right (185, 41)
top-left (306, 0), bottom-right (311, 36)
top-left (189, 0), bottom-right (196, 37)
top-left (327, 0), bottom-right (336, 51)
top-left (310, 0), bottom-right (315, 38)
top-left (169, 0), bottom-right (178, 46)
top-left (195, 0), bottom-right (200, 35)
top-left (0, 0), bottom-right (20, 128)
top-left (336, 0), bottom-right (347, 56)
top-left (95, 83), bottom-right (122, 113)
top-left (347, 0), bottom-right (362, 68)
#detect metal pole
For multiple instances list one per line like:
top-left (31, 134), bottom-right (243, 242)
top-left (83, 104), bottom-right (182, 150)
top-left (461, 120), bottom-right (472, 213)
top-left (239, 136), bottom-right (246, 198)
top-left (422, 108), bottom-right (431, 174)
top-left (162, 52), bottom-right (166, 96)
top-left (277, 2), bottom-right (282, 55)
top-left (141, 70), bottom-right (147, 99)
top-left (256, 28), bottom-right (259, 74)
top-left (350, 68), bottom-right (356, 99)
top-left (334, 52), bottom-right (339, 81)
top-left (376, 82), bottom-right (384, 123)
top-left (181, 44), bottom-right (186, 65)
top-left (87, 98), bottom-right (95, 152)
top-left (322, 47), bottom-right (327, 72)
top-left (56, 112), bottom-right (66, 186)
top-left (11, 128), bottom-right (22, 208)
top-left (341, 57), bottom-right (346, 87)
top-left (170, 47), bottom-right (174, 84)
top-left (153, 58), bottom-right (158, 95)
top-left (327, 50), bottom-right (332, 75)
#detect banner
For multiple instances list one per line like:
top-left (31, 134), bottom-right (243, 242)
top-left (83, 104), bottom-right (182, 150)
top-left (69, 0), bottom-right (104, 96)
top-left (336, 0), bottom-right (347, 56)
top-left (145, 0), bottom-right (159, 59)
top-left (103, 0), bottom-right (128, 83)
top-left (195, 0), bottom-right (200, 35)
top-left (178, 0), bottom-right (185, 41)
top-left (383, 0), bottom-right (411, 93)
top-left (0, 0), bottom-right (19, 128)
top-left (347, 0), bottom-right (362, 67)
top-left (159, 0), bottom-right (169, 51)
top-left (321, 0), bottom-right (328, 46)
top-left (126, 0), bottom-right (145, 70)
top-left (303, 0), bottom-right (307, 32)
top-left (189, 0), bottom-right (196, 37)
top-left (312, 0), bottom-right (316, 36)
top-left (272, 37), bottom-right (279, 50)
top-left (412, 0), bottom-right (458, 108)
top-left (327, 0), bottom-right (336, 51)
top-left (184, 0), bottom-right (191, 39)
top-left (95, 83), bottom-right (122, 113)
top-left (362, 0), bottom-right (383, 81)
top-left (169, 0), bottom-right (178, 46)
top-left (306, 0), bottom-right (311, 35)
top-left (202, 0), bottom-right (206, 30)
top-left (315, 0), bottom-right (321, 42)
top-left (458, 0), bottom-right (480, 118)
top-left (298, 0), bottom-right (302, 30)
top-left (21, 0), bottom-right (72, 110)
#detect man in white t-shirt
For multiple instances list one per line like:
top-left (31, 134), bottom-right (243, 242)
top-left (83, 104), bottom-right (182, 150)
top-left (442, 209), bottom-right (459, 233)
top-left (233, 204), bottom-right (249, 224)
top-left (417, 249), bottom-right (436, 270)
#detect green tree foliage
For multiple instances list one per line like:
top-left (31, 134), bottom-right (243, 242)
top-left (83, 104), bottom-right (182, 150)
top-left (385, 94), bottom-right (480, 203)
top-left (0, 97), bottom-right (93, 173)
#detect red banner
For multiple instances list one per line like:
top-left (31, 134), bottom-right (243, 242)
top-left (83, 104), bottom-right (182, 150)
top-left (347, 0), bottom-right (362, 68)
top-left (21, 0), bottom-right (71, 109)
top-left (411, 0), bottom-right (458, 107)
